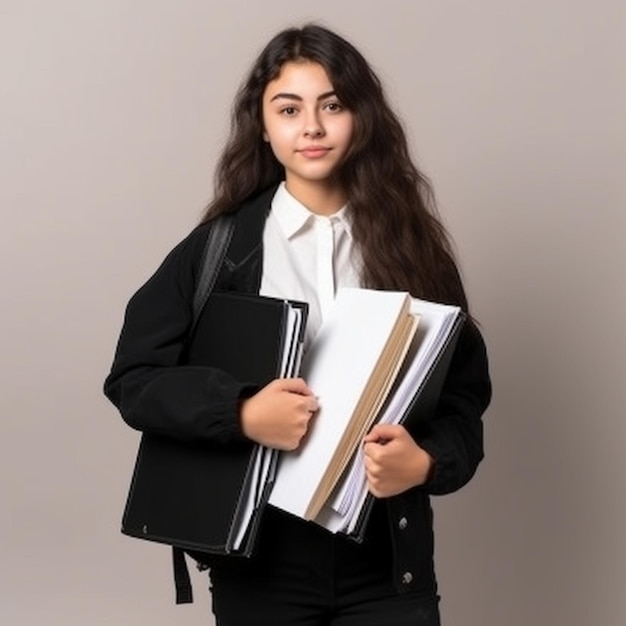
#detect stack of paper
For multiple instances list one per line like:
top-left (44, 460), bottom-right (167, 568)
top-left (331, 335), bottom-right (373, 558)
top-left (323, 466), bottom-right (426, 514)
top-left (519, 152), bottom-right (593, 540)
top-left (318, 296), bottom-right (463, 534)
top-left (269, 288), bottom-right (419, 521)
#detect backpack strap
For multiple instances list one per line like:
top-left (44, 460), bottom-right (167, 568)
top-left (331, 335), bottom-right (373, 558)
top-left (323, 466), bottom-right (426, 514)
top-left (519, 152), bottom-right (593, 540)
top-left (172, 547), bottom-right (194, 604)
top-left (173, 213), bottom-right (236, 605)
top-left (192, 214), bottom-right (236, 329)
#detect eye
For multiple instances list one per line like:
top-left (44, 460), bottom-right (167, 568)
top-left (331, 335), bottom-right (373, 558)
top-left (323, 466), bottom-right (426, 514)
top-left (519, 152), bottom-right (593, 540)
top-left (324, 101), bottom-right (344, 113)
top-left (280, 106), bottom-right (299, 116)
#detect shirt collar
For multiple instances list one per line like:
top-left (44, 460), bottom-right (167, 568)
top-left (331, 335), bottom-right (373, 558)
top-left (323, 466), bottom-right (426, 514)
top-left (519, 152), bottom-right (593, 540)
top-left (271, 182), bottom-right (354, 240)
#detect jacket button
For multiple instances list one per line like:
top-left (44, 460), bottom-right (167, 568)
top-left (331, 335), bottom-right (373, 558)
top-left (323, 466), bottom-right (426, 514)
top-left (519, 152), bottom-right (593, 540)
top-left (398, 516), bottom-right (408, 530)
top-left (402, 571), bottom-right (413, 584)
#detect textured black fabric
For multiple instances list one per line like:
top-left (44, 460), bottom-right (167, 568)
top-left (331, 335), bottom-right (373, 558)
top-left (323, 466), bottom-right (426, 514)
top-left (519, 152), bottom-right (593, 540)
top-left (209, 506), bottom-right (441, 625)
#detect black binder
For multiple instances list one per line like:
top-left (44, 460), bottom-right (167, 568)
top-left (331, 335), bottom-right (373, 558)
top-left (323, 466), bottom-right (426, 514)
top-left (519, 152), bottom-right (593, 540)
top-left (121, 292), bottom-right (308, 557)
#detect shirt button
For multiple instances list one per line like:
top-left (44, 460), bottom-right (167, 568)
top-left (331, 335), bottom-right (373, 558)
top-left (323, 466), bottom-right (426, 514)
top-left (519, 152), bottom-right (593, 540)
top-left (398, 517), bottom-right (408, 530)
top-left (402, 571), bottom-right (413, 584)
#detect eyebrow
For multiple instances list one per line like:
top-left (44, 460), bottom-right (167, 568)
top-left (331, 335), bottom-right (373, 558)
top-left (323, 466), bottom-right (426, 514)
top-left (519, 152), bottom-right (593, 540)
top-left (269, 90), bottom-right (337, 103)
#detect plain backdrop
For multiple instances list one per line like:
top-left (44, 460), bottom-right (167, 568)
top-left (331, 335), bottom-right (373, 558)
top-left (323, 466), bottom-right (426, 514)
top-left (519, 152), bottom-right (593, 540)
top-left (1, 1), bottom-right (624, 624)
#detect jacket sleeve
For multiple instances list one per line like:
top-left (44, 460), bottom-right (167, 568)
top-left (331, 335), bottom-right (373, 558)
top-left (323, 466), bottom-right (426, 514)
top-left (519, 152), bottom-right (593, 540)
top-left (414, 320), bottom-right (492, 495)
top-left (103, 226), bottom-right (255, 444)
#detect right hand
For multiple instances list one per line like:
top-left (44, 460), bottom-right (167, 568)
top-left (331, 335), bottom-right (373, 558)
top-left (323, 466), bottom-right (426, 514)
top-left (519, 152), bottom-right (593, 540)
top-left (239, 378), bottom-right (318, 451)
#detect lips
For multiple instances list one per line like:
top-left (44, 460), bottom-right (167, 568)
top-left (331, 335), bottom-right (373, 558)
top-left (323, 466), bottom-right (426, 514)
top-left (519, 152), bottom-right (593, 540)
top-left (298, 146), bottom-right (331, 158)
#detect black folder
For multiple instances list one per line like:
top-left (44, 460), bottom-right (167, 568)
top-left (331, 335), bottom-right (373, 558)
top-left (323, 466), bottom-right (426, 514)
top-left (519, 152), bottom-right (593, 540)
top-left (121, 292), bottom-right (308, 557)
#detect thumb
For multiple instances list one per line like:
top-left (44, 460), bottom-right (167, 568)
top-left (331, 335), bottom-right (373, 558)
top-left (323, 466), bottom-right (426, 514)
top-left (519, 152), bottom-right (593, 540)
top-left (275, 377), bottom-right (314, 396)
top-left (364, 423), bottom-right (401, 443)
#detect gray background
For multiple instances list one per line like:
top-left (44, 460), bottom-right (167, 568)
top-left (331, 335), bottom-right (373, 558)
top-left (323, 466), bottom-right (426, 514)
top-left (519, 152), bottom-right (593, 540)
top-left (1, 1), bottom-right (624, 624)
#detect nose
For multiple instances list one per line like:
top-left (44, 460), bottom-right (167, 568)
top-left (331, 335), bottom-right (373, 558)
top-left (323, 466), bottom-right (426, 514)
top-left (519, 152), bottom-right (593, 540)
top-left (304, 112), bottom-right (324, 138)
top-left (304, 126), bottom-right (323, 138)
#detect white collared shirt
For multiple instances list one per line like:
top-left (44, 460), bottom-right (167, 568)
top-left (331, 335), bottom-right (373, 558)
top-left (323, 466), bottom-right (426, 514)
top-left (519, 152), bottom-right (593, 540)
top-left (260, 183), bottom-right (362, 348)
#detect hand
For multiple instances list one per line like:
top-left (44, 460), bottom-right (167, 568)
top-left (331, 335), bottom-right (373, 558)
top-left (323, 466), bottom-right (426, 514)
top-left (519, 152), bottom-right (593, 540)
top-left (362, 424), bottom-right (434, 498)
top-left (240, 378), bottom-right (318, 451)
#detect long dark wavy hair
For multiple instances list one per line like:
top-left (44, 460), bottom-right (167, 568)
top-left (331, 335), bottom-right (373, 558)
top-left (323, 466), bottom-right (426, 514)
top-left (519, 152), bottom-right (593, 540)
top-left (201, 24), bottom-right (468, 311)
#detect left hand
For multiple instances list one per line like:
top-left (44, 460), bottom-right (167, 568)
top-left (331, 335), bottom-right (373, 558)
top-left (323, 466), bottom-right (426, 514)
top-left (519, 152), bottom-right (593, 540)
top-left (363, 423), bottom-right (435, 498)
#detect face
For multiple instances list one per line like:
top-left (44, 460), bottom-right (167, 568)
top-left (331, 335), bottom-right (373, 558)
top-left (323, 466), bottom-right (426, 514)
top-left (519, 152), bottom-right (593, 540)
top-left (262, 61), bottom-right (354, 199)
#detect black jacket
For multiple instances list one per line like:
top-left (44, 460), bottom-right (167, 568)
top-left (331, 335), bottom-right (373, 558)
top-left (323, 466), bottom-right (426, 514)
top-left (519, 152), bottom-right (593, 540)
top-left (104, 185), bottom-right (492, 593)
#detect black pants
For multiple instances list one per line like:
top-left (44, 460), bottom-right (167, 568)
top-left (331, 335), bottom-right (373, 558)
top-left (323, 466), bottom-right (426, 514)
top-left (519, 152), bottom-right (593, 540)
top-left (208, 505), bottom-right (441, 626)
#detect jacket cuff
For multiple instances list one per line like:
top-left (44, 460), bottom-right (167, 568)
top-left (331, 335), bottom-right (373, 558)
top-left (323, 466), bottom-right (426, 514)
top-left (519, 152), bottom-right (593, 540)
top-left (416, 436), bottom-right (459, 495)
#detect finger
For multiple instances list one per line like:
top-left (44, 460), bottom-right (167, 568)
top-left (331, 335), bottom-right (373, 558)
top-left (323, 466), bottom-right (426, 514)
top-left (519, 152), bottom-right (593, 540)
top-left (277, 377), bottom-right (315, 396)
top-left (365, 423), bottom-right (401, 443)
top-left (291, 394), bottom-right (318, 415)
top-left (365, 470), bottom-right (385, 497)
top-left (309, 396), bottom-right (320, 413)
top-left (363, 441), bottom-right (382, 461)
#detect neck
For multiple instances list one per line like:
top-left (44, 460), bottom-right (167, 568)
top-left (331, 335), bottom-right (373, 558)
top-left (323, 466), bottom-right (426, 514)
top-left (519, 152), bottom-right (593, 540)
top-left (285, 179), bottom-right (347, 216)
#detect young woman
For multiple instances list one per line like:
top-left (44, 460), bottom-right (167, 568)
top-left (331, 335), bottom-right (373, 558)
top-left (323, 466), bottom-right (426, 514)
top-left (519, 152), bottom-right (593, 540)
top-left (105, 24), bottom-right (491, 626)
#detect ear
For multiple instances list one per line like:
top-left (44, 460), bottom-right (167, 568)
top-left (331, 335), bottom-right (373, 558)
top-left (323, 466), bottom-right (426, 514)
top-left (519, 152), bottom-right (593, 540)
top-left (262, 130), bottom-right (270, 142)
